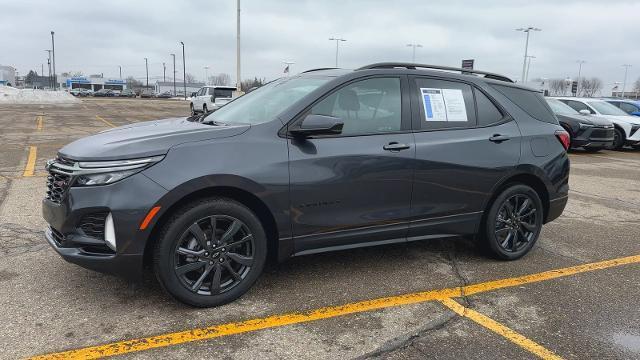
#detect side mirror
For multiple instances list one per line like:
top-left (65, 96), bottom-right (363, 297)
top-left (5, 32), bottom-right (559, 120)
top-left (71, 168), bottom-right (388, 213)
top-left (289, 114), bottom-right (344, 137)
top-left (579, 109), bottom-right (591, 116)
top-left (631, 111), bottom-right (640, 117)
top-left (191, 92), bottom-right (197, 97)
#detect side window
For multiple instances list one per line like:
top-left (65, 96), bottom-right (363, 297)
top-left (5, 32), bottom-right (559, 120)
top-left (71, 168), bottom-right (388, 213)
top-left (197, 88), bottom-right (205, 96)
top-left (310, 77), bottom-right (402, 136)
top-left (474, 89), bottom-right (504, 126)
top-left (564, 100), bottom-right (592, 114)
top-left (413, 78), bottom-right (476, 130)
top-left (492, 85), bottom-right (557, 124)
top-left (620, 102), bottom-right (638, 114)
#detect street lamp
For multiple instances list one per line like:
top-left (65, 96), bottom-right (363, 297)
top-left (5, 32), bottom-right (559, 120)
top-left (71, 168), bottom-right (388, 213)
top-left (406, 43), bottom-right (423, 63)
top-left (328, 37), bottom-right (347, 67)
top-left (525, 55), bottom-right (536, 83)
top-left (236, 0), bottom-right (241, 92)
top-left (576, 60), bottom-right (586, 96)
top-left (163, 62), bottom-right (166, 82)
top-left (180, 41), bottom-right (186, 100)
top-left (516, 27), bottom-right (541, 83)
top-left (50, 31), bottom-right (56, 90)
top-left (144, 58), bottom-right (149, 88)
top-left (119, 65), bottom-right (122, 79)
top-left (621, 64), bottom-right (632, 99)
top-left (45, 50), bottom-right (52, 89)
top-left (170, 53), bottom-right (176, 96)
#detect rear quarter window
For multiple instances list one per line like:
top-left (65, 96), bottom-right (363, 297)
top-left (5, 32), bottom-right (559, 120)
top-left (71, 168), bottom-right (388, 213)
top-left (492, 84), bottom-right (558, 124)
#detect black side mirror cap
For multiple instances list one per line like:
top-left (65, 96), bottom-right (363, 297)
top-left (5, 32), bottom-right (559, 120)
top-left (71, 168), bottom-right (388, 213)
top-left (289, 114), bottom-right (344, 137)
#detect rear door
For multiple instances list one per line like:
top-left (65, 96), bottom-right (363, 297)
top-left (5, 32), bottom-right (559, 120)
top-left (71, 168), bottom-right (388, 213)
top-left (288, 76), bottom-right (415, 254)
top-left (408, 77), bottom-right (521, 239)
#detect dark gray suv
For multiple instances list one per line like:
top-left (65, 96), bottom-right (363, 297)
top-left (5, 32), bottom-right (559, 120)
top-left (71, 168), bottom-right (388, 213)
top-left (43, 63), bottom-right (570, 307)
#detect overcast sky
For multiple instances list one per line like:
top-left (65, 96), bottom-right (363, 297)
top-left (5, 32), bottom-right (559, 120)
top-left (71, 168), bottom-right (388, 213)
top-left (1, 0), bottom-right (639, 91)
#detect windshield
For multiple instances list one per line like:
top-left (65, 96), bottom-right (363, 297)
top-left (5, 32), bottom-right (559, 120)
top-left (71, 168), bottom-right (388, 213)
top-left (546, 98), bottom-right (580, 115)
top-left (587, 101), bottom-right (629, 116)
top-left (204, 76), bottom-right (330, 125)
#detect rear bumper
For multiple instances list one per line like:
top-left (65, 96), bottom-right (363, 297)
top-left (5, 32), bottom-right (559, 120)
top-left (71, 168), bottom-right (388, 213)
top-left (545, 195), bottom-right (568, 224)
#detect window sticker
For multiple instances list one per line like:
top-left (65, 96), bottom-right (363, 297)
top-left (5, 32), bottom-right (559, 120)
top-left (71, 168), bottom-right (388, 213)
top-left (420, 88), bottom-right (468, 122)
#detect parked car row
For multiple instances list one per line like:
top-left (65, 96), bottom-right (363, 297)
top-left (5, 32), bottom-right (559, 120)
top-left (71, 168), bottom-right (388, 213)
top-left (69, 88), bottom-right (174, 99)
top-left (546, 97), bottom-right (640, 151)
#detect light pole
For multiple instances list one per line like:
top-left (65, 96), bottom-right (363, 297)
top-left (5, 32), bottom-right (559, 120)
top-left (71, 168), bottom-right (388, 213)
top-left (236, 0), bottom-right (241, 92)
top-left (118, 65), bottom-right (122, 79)
top-left (170, 53), bottom-right (176, 96)
top-left (328, 37), bottom-right (347, 67)
top-left (144, 58), bottom-right (149, 89)
top-left (516, 27), bottom-right (541, 83)
top-left (621, 64), bottom-right (632, 99)
top-left (204, 66), bottom-right (209, 85)
top-left (576, 60), bottom-right (586, 96)
top-left (45, 50), bottom-right (52, 89)
top-left (525, 55), bottom-right (536, 83)
top-left (406, 43), bottom-right (422, 63)
top-left (180, 41), bottom-right (186, 100)
top-left (163, 62), bottom-right (166, 82)
top-left (50, 31), bottom-right (56, 90)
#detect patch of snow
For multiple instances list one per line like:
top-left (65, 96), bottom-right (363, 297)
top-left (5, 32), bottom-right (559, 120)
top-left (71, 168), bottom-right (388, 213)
top-left (0, 86), bottom-right (80, 104)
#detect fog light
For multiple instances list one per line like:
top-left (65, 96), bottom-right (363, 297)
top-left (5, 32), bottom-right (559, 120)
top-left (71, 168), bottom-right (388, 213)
top-left (104, 213), bottom-right (116, 251)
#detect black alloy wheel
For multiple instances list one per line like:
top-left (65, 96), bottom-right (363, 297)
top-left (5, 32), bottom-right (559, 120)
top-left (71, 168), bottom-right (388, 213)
top-left (612, 128), bottom-right (624, 150)
top-left (174, 215), bottom-right (254, 295)
top-left (154, 198), bottom-right (267, 307)
top-left (484, 184), bottom-right (542, 260)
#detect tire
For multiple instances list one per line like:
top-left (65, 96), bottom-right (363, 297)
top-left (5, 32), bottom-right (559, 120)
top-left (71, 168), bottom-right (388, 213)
top-left (190, 103), bottom-right (196, 116)
top-left (611, 128), bottom-right (625, 150)
top-left (153, 198), bottom-right (267, 307)
top-left (203, 104), bottom-right (208, 114)
top-left (483, 184), bottom-right (543, 260)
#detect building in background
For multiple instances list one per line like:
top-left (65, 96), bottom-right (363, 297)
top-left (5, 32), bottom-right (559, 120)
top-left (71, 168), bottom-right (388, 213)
top-left (155, 81), bottom-right (205, 96)
top-left (0, 65), bottom-right (16, 86)
top-left (59, 74), bottom-right (126, 91)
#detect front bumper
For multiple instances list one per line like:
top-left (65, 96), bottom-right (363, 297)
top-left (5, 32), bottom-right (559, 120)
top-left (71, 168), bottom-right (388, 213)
top-left (572, 126), bottom-right (615, 149)
top-left (41, 172), bottom-right (168, 280)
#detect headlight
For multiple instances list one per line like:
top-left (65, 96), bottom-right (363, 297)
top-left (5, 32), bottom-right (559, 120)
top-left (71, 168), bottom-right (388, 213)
top-left (46, 155), bottom-right (164, 187)
top-left (579, 123), bottom-right (594, 129)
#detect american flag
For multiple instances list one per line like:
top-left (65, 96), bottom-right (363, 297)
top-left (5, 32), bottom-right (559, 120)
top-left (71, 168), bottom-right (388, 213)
top-left (283, 64), bottom-right (289, 74)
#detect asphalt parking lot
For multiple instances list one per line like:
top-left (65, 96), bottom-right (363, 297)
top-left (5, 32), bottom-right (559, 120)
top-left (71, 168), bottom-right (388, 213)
top-left (0, 98), bottom-right (639, 359)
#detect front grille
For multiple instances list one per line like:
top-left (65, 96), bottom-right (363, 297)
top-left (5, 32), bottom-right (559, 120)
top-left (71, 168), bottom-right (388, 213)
top-left (46, 171), bottom-right (72, 204)
top-left (79, 212), bottom-right (108, 239)
top-left (590, 128), bottom-right (614, 139)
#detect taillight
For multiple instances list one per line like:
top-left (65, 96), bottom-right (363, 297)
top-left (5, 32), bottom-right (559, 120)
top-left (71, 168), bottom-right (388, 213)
top-left (555, 130), bottom-right (570, 151)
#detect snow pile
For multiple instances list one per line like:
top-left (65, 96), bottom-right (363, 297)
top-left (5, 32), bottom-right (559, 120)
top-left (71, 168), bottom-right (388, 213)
top-left (0, 86), bottom-right (80, 104)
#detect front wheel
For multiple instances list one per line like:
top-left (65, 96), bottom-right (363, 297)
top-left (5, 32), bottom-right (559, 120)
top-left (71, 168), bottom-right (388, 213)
top-left (483, 184), bottom-right (543, 260)
top-left (154, 198), bottom-right (267, 307)
top-left (611, 128), bottom-right (625, 150)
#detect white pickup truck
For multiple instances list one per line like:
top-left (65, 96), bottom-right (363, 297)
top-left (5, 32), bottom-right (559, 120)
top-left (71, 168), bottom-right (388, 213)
top-left (190, 86), bottom-right (236, 115)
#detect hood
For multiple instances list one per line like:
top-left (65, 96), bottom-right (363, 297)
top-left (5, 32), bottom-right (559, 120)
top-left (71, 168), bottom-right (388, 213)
top-left (556, 113), bottom-right (613, 127)
top-left (598, 115), bottom-right (640, 125)
top-left (59, 117), bottom-right (249, 161)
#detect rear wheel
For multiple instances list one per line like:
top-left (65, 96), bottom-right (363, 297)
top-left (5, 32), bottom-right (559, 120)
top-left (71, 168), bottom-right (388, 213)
top-left (154, 198), bottom-right (267, 307)
top-left (611, 128), bottom-right (625, 150)
top-left (203, 104), bottom-right (208, 114)
top-left (483, 184), bottom-right (543, 260)
top-left (190, 103), bottom-right (196, 116)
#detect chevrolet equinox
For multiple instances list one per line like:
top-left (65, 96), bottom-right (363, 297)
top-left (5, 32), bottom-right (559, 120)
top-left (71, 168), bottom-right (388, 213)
top-left (43, 63), bottom-right (570, 307)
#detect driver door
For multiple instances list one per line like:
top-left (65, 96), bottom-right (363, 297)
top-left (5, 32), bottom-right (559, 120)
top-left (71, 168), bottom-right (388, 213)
top-left (288, 76), bottom-right (415, 254)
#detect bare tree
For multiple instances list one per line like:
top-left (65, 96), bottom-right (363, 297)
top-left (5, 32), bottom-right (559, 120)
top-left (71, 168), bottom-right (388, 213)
top-left (208, 73), bottom-right (231, 86)
top-left (184, 73), bottom-right (196, 83)
top-left (580, 77), bottom-right (603, 97)
top-left (634, 78), bottom-right (640, 92)
top-left (549, 79), bottom-right (568, 96)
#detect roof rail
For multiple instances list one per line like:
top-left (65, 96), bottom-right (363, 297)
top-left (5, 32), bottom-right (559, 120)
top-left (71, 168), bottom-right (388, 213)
top-left (301, 67), bottom-right (339, 73)
top-left (356, 62), bottom-right (514, 83)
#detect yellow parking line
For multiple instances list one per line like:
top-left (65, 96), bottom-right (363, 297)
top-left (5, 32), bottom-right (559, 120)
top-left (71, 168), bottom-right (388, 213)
top-left (95, 115), bottom-right (115, 128)
top-left (29, 254), bottom-right (640, 360)
top-left (36, 115), bottom-right (44, 131)
top-left (22, 146), bottom-right (37, 177)
top-left (439, 298), bottom-right (563, 360)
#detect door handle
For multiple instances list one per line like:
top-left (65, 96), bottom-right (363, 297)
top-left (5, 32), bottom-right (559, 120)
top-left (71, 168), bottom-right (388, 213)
top-left (489, 134), bottom-right (510, 143)
top-left (383, 142), bottom-right (410, 151)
